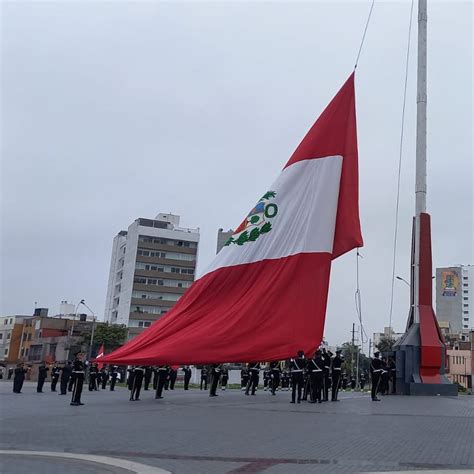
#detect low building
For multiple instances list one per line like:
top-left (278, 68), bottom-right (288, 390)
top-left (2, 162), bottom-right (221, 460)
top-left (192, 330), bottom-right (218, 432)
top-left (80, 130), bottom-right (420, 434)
top-left (0, 315), bottom-right (33, 371)
top-left (445, 330), bottom-right (473, 392)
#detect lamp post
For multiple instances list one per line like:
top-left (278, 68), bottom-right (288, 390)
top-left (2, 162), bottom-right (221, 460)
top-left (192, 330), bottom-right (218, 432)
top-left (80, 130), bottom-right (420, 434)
top-left (65, 299), bottom-right (84, 361)
top-left (81, 301), bottom-right (96, 361)
top-left (396, 276), bottom-right (410, 287)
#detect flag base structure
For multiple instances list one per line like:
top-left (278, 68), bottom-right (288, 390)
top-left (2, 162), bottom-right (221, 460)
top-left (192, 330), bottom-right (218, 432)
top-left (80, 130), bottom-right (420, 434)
top-left (394, 213), bottom-right (457, 396)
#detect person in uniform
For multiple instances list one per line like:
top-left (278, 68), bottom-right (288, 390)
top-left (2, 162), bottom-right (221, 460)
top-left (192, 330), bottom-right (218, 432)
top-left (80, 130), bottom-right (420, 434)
top-left (37, 362), bottom-right (49, 393)
top-left (245, 362), bottom-right (260, 396)
top-left (50, 364), bottom-right (60, 392)
top-left (60, 361), bottom-right (72, 395)
top-left (370, 352), bottom-right (382, 401)
top-left (71, 352), bottom-right (86, 406)
top-left (209, 364), bottom-right (221, 397)
top-left (380, 358), bottom-right (389, 395)
top-left (8, 368), bottom-right (14, 380)
top-left (322, 349), bottom-right (332, 401)
top-left (290, 351), bottom-right (306, 404)
top-left (88, 363), bottom-right (99, 391)
top-left (13, 363), bottom-right (28, 393)
top-left (269, 361), bottom-right (281, 395)
top-left (169, 367), bottom-right (178, 390)
top-left (127, 367), bottom-right (135, 391)
top-left (331, 349), bottom-right (343, 401)
top-left (307, 350), bottom-right (324, 403)
top-left (99, 366), bottom-right (108, 390)
top-left (388, 357), bottom-right (396, 394)
top-left (263, 366), bottom-right (270, 391)
top-left (350, 376), bottom-right (356, 391)
top-left (144, 366), bottom-right (153, 391)
top-left (360, 373), bottom-right (366, 390)
top-left (182, 366), bottom-right (192, 390)
top-left (152, 367), bottom-right (159, 390)
top-left (130, 366), bottom-right (145, 401)
top-left (240, 367), bottom-right (249, 391)
top-left (109, 366), bottom-right (119, 391)
top-left (220, 365), bottom-right (229, 391)
top-left (200, 367), bottom-right (208, 390)
top-left (155, 366), bottom-right (169, 399)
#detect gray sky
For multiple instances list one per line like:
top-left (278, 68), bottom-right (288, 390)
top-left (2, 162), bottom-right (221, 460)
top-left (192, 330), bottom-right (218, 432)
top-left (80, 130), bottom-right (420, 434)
top-left (1, 1), bottom-right (472, 349)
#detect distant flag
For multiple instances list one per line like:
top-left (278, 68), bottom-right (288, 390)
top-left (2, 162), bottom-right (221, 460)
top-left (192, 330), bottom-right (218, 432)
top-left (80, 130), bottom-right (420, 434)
top-left (96, 344), bottom-right (105, 369)
top-left (102, 73), bottom-right (362, 366)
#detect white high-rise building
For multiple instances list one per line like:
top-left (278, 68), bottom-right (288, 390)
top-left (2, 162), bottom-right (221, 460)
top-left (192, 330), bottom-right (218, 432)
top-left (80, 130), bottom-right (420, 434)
top-left (436, 264), bottom-right (473, 334)
top-left (104, 213), bottom-right (199, 339)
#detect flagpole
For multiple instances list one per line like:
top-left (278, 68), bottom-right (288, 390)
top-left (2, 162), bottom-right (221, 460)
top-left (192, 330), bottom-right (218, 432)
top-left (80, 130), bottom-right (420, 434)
top-left (413, 0), bottom-right (427, 325)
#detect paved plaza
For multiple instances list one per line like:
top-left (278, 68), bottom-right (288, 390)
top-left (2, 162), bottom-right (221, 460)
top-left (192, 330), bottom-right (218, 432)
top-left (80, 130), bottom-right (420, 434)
top-left (0, 381), bottom-right (473, 473)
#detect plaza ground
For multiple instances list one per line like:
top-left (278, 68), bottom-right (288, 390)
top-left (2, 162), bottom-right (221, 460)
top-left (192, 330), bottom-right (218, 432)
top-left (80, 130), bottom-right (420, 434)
top-left (0, 381), bottom-right (473, 473)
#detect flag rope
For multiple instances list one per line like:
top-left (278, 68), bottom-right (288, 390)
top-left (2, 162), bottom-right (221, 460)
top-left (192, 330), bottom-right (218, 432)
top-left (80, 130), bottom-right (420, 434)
top-left (388, 0), bottom-right (415, 337)
top-left (354, 0), bottom-right (376, 69)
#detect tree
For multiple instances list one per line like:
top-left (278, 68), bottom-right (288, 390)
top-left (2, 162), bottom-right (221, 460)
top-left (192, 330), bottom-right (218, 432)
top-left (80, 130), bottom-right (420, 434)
top-left (82, 323), bottom-right (128, 355)
top-left (375, 335), bottom-right (397, 353)
top-left (340, 342), bottom-right (370, 377)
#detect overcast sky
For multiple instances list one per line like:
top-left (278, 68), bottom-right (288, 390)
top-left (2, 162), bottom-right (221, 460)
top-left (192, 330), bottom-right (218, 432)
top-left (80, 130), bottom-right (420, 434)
top-left (1, 1), bottom-right (472, 349)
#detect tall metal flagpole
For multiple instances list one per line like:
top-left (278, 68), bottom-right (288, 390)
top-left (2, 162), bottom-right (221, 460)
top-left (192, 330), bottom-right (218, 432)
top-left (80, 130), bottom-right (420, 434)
top-left (413, 0), bottom-right (427, 324)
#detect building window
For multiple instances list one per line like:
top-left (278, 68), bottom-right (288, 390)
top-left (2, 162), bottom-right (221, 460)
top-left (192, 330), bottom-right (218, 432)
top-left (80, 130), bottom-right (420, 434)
top-left (49, 344), bottom-right (57, 357)
top-left (9, 318), bottom-right (13, 324)
top-left (0, 333), bottom-right (2, 340)
top-left (464, 304), bottom-right (469, 307)
top-left (27, 333), bottom-right (32, 341)
top-left (6, 332), bottom-right (11, 340)
top-left (3, 320), bottom-right (6, 325)
top-left (464, 297), bottom-right (469, 300)
top-left (4, 349), bottom-right (8, 356)
top-left (29, 345), bottom-right (42, 361)
top-left (463, 311), bottom-right (469, 314)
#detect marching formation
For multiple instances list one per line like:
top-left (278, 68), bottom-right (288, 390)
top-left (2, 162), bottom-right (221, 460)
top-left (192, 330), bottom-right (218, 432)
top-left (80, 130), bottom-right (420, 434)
top-left (9, 348), bottom-right (397, 406)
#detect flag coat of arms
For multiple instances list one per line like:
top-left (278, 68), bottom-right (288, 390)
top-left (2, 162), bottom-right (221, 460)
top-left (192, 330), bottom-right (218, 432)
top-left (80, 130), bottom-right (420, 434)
top-left (102, 73), bottom-right (362, 366)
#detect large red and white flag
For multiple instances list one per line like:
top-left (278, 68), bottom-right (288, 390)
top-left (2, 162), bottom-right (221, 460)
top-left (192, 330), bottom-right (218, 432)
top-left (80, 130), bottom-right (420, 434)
top-left (102, 73), bottom-right (362, 366)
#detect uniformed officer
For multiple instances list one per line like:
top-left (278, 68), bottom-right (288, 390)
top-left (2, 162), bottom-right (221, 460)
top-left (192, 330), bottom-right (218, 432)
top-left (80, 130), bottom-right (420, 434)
top-left (99, 366), bottom-right (108, 390)
top-left (144, 366), bottom-right (153, 391)
top-left (169, 367), bottom-right (177, 390)
top-left (240, 367), bottom-right (249, 391)
top-left (360, 373), bottom-right (366, 390)
top-left (155, 366), bottom-right (169, 399)
top-left (322, 349), bottom-right (332, 401)
top-left (263, 366), bottom-right (271, 391)
top-left (209, 364), bottom-right (221, 397)
top-left (37, 362), bottom-right (49, 393)
top-left (281, 370), bottom-right (290, 390)
top-left (269, 361), bottom-right (281, 395)
top-left (388, 357), bottom-right (397, 394)
top-left (88, 363), bottom-right (99, 391)
top-left (245, 362), bottom-right (260, 396)
top-left (220, 366), bottom-right (229, 391)
top-left (109, 366), bottom-right (119, 391)
top-left (13, 363), bottom-right (28, 393)
top-left (290, 350), bottom-right (306, 404)
top-left (152, 367), bottom-right (159, 390)
top-left (200, 367), bottom-right (208, 390)
top-left (50, 364), bottom-right (60, 392)
top-left (331, 349), bottom-right (343, 401)
top-left (307, 350), bottom-right (324, 403)
top-left (70, 352), bottom-right (86, 406)
top-left (60, 361), bottom-right (72, 395)
top-left (130, 366), bottom-right (145, 401)
top-left (182, 366), bottom-right (192, 390)
top-left (127, 367), bottom-right (135, 391)
top-left (370, 352), bottom-right (382, 401)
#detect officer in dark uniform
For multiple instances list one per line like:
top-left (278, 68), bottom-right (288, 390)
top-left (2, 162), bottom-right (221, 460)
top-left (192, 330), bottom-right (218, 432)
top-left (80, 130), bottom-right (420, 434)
top-left (307, 350), bottom-right (324, 403)
top-left (370, 352), bottom-right (382, 401)
top-left (245, 362), bottom-right (260, 396)
top-left (269, 361), bottom-right (281, 395)
top-left (169, 367), bottom-right (177, 390)
top-left (220, 366), bottom-right (229, 391)
top-left (209, 364), bottom-right (221, 397)
top-left (182, 366), bottom-right (192, 390)
top-left (263, 366), bottom-right (271, 391)
top-left (155, 366), bottom-right (169, 399)
top-left (281, 370), bottom-right (290, 390)
top-left (130, 366), bottom-right (145, 401)
top-left (88, 363), bottom-right (98, 391)
top-left (360, 373), bottom-right (366, 390)
top-left (240, 367), bottom-right (249, 391)
top-left (322, 349), bottom-right (332, 401)
top-left (37, 362), bottom-right (49, 393)
top-left (388, 357), bottom-right (397, 394)
top-left (127, 367), bottom-right (135, 391)
top-left (200, 367), bottom-right (208, 390)
top-left (13, 363), bottom-right (28, 393)
top-left (290, 351), bottom-right (306, 403)
top-left (71, 352), bottom-right (86, 406)
top-left (50, 364), bottom-right (60, 392)
top-left (380, 358), bottom-right (389, 395)
top-left (99, 366), bottom-right (108, 390)
top-left (60, 361), bottom-right (72, 395)
top-left (109, 366), bottom-right (118, 391)
top-left (152, 367), bottom-right (159, 390)
top-left (331, 349), bottom-right (343, 401)
top-left (144, 366), bottom-right (153, 391)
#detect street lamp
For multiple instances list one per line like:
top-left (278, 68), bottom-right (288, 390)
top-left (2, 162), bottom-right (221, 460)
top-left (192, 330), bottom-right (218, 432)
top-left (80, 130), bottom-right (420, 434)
top-left (80, 301), bottom-right (96, 361)
top-left (396, 276), bottom-right (410, 287)
top-left (65, 299), bottom-right (84, 361)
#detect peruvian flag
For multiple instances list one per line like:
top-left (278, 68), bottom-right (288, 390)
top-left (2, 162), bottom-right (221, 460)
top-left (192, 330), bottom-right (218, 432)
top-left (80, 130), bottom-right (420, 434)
top-left (96, 344), bottom-right (105, 369)
top-left (102, 73), bottom-right (362, 365)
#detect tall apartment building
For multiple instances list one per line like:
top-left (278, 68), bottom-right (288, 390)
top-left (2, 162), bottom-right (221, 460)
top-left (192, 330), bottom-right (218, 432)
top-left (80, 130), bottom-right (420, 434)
top-left (216, 228), bottom-right (234, 254)
top-left (0, 315), bottom-right (32, 366)
top-left (436, 265), bottom-right (472, 334)
top-left (104, 213), bottom-right (199, 339)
